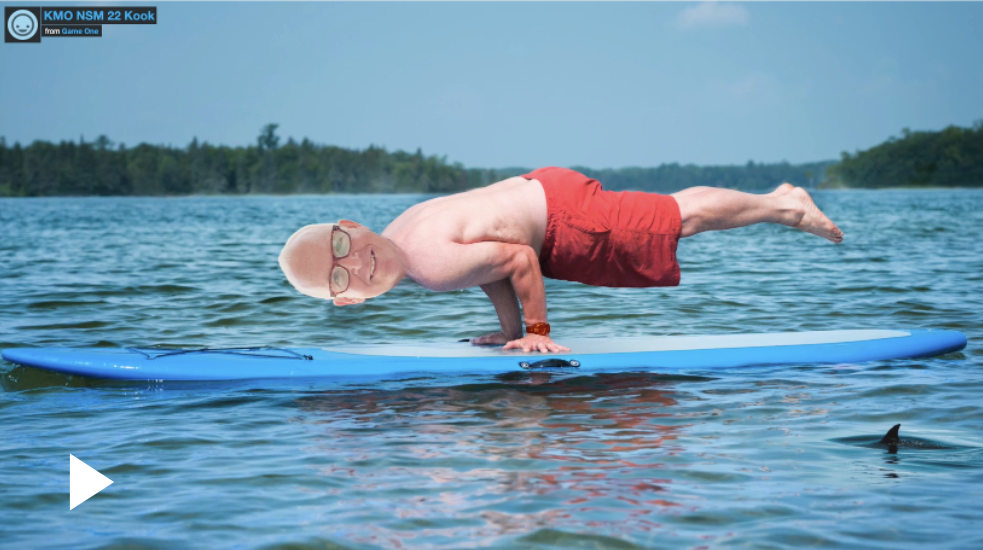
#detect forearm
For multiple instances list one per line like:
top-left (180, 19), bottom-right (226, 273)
top-left (508, 247), bottom-right (549, 327)
top-left (436, 241), bottom-right (554, 346)
top-left (451, 242), bottom-right (564, 352)
top-left (503, 247), bottom-right (567, 352)
top-left (479, 279), bottom-right (523, 340)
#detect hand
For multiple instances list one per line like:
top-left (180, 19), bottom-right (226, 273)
top-left (503, 334), bottom-right (570, 353)
top-left (471, 331), bottom-right (510, 345)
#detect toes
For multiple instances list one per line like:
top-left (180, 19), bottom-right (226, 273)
top-left (789, 188), bottom-right (843, 243)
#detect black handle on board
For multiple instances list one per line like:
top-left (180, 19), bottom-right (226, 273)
top-left (518, 358), bottom-right (581, 370)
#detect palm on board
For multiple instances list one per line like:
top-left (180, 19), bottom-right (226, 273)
top-left (471, 331), bottom-right (571, 353)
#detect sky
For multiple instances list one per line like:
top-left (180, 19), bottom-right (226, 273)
top-left (1, 1), bottom-right (981, 169)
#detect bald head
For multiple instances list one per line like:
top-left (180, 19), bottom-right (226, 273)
top-left (278, 223), bottom-right (336, 300)
top-left (278, 220), bottom-right (408, 305)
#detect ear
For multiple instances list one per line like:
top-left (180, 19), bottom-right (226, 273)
top-left (338, 220), bottom-right (362, 229)
top-left (333, 296), bottom-right (365, 306)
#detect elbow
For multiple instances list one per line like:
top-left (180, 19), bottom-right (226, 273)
top-left (509, 246), bottom-right (540, 280)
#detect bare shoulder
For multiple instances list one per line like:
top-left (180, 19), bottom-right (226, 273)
top-left (385, 176), bottom-right (543, 291)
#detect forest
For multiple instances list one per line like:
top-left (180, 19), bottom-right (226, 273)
top-left (1, 122), bottom-right (979, 197)
top-left (0, 125), bottom-right (499, 197)
top-left (824, 121), bottom-right (983, 188)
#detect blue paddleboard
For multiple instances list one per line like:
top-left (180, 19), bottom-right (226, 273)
top-left (0, 329), bottom-right (966, 382)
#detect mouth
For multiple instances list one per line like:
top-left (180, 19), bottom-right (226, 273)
top-left (370, 250), bottom-right (376, 282)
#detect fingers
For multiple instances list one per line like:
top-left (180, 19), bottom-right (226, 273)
top-left (504, 339), bottom-right (538, 352)
top-left (502, 338), bottom-right (570, 353)
top-left (517, 341), bottom-right (536, 353)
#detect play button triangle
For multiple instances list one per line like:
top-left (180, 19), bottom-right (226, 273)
top-left (70, 455), bottom-right (113, 510)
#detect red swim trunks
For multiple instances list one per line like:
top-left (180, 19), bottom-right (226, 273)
top-left (523, 167), bottom-right (682, 288)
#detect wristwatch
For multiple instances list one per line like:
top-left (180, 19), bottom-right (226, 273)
top-left (525, 322), bottom-right (550, 337)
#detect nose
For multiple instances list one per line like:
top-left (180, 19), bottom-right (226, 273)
top-left (337, 250), bottom-right (368, 279)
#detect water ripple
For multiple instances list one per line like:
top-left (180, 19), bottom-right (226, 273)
top-left (0, 191), bottom-right (981, 549)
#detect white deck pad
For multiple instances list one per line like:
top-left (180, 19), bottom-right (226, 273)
top-left (326, 330), bottom-right (912, 358)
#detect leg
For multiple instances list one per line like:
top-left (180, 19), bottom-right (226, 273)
top-left (672, 184), bottom-right (843, 243)
top-left (672, 186), bottom-right (715, 198)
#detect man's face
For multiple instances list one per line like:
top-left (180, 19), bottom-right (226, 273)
top-left (12, 15), bottom-right (34, 36)
top-left (329, 221), bottom-right (407, 303)
top-left (279, 220), bottom-right (406, 305)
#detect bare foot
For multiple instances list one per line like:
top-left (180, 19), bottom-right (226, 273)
top-left (790, 187), bottom-right (844, 243)
top-left (773, 182), bottom-right (795, 196)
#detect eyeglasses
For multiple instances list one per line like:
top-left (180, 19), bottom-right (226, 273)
top-left (328, 225), bottom-right (352, 297)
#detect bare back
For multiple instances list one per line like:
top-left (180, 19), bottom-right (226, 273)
top-left (382, 177), bottom-right (547, 285)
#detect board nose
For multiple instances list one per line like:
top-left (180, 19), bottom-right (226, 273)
top-left (2, 348), bottom-right (40, 367)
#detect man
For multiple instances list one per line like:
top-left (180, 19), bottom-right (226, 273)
top-left (278, 167), bottom-right (842, 353)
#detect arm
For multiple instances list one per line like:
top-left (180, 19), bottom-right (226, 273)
top-left (419, 241), bottom-right (568, 352)
top-left (474, 279), bottom-right (523, 342)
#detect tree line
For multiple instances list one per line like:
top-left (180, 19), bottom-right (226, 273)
top-left (824, 121), bottom-right (983, 188)
top-left (0, 125), bottom-right (501, 197)
top-left (573, 161), bottom-right (831, 194)
top-left (13, 121), bottom-right (978, 197)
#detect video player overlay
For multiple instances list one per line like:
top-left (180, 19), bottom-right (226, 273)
top-left (4, 6), bottom-right (156, 42)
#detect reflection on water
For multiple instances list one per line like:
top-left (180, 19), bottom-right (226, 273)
top-left (291, 375), bottom-right (685, 544)
top-left (1, 191), bottom-right (982, 549)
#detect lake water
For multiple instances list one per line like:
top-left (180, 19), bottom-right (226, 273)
top-left (1, 190), bottom-right (981, 549)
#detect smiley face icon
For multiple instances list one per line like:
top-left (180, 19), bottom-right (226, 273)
top-left (7, 9), bottom-right (38, 40)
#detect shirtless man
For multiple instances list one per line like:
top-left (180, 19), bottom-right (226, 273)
top-left (278, 167), bottom-right (843, 353)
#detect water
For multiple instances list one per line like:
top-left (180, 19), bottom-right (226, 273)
top-left (1, 190), bottom-right (981, 550)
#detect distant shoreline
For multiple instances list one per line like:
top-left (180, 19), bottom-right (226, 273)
top-left (3, 186), bottom-right (981, 200)
top-left (3, 122), bottom-right (980, 197)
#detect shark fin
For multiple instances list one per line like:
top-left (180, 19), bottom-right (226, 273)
top-left (879, 423), bottom-right (901, 445)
